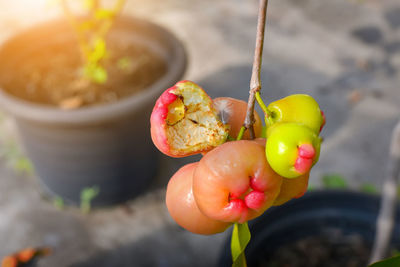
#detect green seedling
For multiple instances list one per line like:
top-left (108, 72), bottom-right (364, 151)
top-left (322, 174), bottom-right (348, 189)
top-left (360, 183), bottom-right (378, 194)
top-left (80, 186), bottom-right (100, 214)
top-left (0, 139), bottom-right (33, 175)
top-left (53, 196), bottom-right (65, 210)
top-left (62, 0), bottom-right (126, 84)
top-left (117, 57), bottom-right (133, 72)
top-left (307, 184), bottom-right (317, 191)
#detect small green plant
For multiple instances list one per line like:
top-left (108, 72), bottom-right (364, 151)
top-left (322, 174), bottom-right (348, 189)
top-left (0, 137), bottom-right (33, 175)
top-left (80, 186), bottom-right (100, 214)
top-left (62, 0), bottom-right (126, 84)
top-left (368, 255), bottom-right (400, 267)
top-left (360, 183), bottom-right (378, 194)
top-left (53, 196), bottom-right (65, 210)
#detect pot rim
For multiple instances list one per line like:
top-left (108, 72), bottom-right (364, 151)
top-left (0, 16), bottom-right (187, 125)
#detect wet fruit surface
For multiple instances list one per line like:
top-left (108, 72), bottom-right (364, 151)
top-left (166, 163), bottom-right (231, 235)
top-left (193, 140), bottom-right (283, 223)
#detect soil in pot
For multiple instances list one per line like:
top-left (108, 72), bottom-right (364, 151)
top-left (219, 191), bottom-right (400, 267)
top-left (0, 36), bottom-right (167, 109)
top-left (257, 231), bottom-right (371, 267)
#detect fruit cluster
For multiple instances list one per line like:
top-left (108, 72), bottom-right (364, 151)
top-left (150, 80), bottom-right (324, 235)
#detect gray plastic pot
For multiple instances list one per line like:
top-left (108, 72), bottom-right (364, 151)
top-left (219, 190), bottom-right (400, 266)
top-left (0, 16), bottom-right (186, 206)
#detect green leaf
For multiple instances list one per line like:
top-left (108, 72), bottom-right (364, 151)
top-left (53, 196), bottom-right (65, 210)
top-left (307, 184), bottom-right (316, 191)
top-left (91, 66), bottom-right (107, 84)
top-left (369, 255), bottom-right (400, 267)
top-left (322, 174), bottom-right (348, 189)
top-left (360, 183), bottom-right (378, 194)
top-left (84, 64), bottom-right (107, 84)
top-left (231, 223), bottom-right (251, 267)
top-left (80, 186), bottom-right (100, 214)
top-left (95, 9), bottom-right (115, 20)
top-left (88, 39), bottom-right (107, 63)
top-left (13, 157), bottom-right (33, 175)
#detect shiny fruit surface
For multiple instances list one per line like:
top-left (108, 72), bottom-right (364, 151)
top-left (193, 140), bottom-right (283, 224)
top-left (266, 123), bottom-right (321, 178)
top-left (266, 94), bottom-right (324, 134)
top-left (166, 163), bottom-right (231, 235)
top-left (213, 97), bottom-right (262, 139)
top-left (273, 173), bottom-right (309, 206)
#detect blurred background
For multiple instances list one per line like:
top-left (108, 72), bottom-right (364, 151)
top-left (0, 0), bottom-right (399, 266)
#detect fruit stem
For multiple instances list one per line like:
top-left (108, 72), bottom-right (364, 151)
top-left (255, 91), bottom-right (270, 118)
top-left (243, 0), bottom-right (269, 140)
top-left (236, 127), bottom-right (246, 141)
top-left (370, 120), bottom-right (400, 263)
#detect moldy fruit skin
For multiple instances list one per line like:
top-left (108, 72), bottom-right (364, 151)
top-left (150, 80), bottom-right (229, 157)
top-left (213, 97), bottom-right (263, 140)
top-left (266, 94), bottom-right (324, 134)
top-left (166, 163), bottom-right (231, 235)
top-left (266, 122), bottom-right (321, 178)
top-left (193, 140), bottom-right (283, 224)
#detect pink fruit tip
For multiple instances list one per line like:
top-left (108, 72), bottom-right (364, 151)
top-left (244, 191), bottom-right (265, 210)
top-left (298, 143), bottom-right (315, 159)
top-left (294, 144), bottom-right (315, 174)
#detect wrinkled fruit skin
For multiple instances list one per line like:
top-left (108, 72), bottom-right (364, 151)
top-left (273, 173), bottom-right (309, 206)
top-left (150, 80), bottom-right (228, 158)
top-left (266, 94), bottom-right (324, 134)
top-left (266, 123), bottom-right (321, 178)
top-left (213, 97), bottom-right (263, 139)
top-left (166, 163), bottom-right (231, 235)
top-left (193, 140), bottom-right (283, 224)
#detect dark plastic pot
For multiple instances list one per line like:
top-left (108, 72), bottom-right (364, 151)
top-left (219, 190), bottom-right (400, 266)
top-left (0, 17), bottom-right (186, 206)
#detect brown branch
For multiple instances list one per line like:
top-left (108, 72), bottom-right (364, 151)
top-left (243, 0), bottom-right (268, 139)
top-left (369, 120), bottom-right (400, 263)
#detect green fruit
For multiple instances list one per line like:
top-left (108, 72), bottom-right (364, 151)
top-left (266, 123), bottom-right (321, 178)
top-left (266, 94), bottom-right (324, 134)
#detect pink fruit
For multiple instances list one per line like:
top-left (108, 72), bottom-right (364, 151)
top-left (213, 97), bottom-right (263, 139)
top-left (166, 163), bottom-right (231, 235)
top-left (193, 140), bottom-right (283, 223)
top-left (150, 80), bottom-right (229, 157)
top-left (273, 173), bottom-right (309, 206)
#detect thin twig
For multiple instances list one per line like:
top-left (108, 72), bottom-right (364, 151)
top-left (243, 0), bottom-right (268, 140)
top-left (96, 0), bottom-right (126, 39)
top-left (369, 120), bottom-right (400, 263)
top-left (61, 0), bottom-right (90, 60)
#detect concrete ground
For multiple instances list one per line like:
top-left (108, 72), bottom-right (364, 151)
top-left (0, 0), bottom-right (399, 266)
